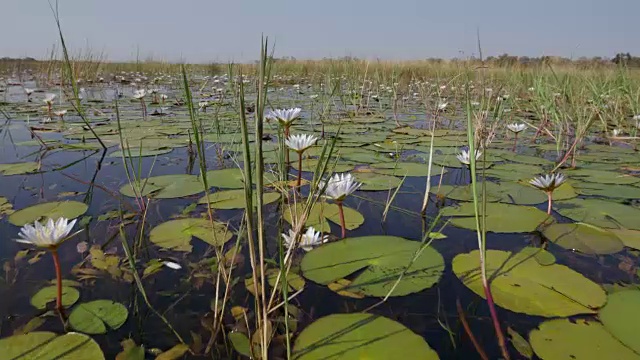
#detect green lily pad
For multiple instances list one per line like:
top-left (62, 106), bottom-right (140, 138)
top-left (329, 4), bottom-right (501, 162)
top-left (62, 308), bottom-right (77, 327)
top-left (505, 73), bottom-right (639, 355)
top-left (340, 150), bottom-right (393, 164)
top-left (573, 182), bottom-right (640, 199)
top-left (530, 319), bottom-right (640, 360)
top-left (599, 290), bottom-right (640, 355)
top-left (353, 172), bottom-right (402, 191)
top-left (554, 198), bottom-right (640, 230)
top-left (283, 203), bottom-right (364, 232)
top-left (542, 223), bottom-right (624, 254)
top-left (69, 300), bottom-right (128, 334)
top-left (292, 313), bottom-right (439, 360)
top-left (453, 249), bottom-right (606, 317)
top-left (204, 168), bottom-right (246, 189)
top-left (441, 202), bottom-right (549, 233)
top-left (292, 158), bottom-right (355, 173)
top-left (0, 332), bottom-right (105, 359)
top-left (301, 236), bottom-right (444, 297)
top-left (149, 218), bottom-right (233, 252)
top-left (9, 201), bottom-right (89, 226)
top-left (370, 162), bottom-right (446, 177)
top-left (31, 285), bottom-right (80, 310)
top-left (119, 174), bottom-right (206, 199)
top-left (610, 229), bottom-right (640, 250)
top-left (0, 197), bottom-right (14, 219)
top-left (197, 189), bottom-right (280, 209)
top-left (109, 147), bottom-right (174, 158)
top-left (0, 162), bottom-right (40, 175)
top-left (566, 169), bottom-right (640, 185)
top-left (499, 152), bottom-right (552, 165)
top-left (484, 163), bottom-right (543, 181)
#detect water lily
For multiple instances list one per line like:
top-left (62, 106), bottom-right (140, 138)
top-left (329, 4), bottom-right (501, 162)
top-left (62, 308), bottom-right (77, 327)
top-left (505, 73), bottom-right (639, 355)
top-left (529, 173), bottom-right (566, 214)
top-left (282, 226), bottom-right (329, 252)
top-left (199, 101), bottom-right (209, 112)
top-left (286, 134), bottom-right (318, 187)
top-left (160, 94), bottom-right (168, 104)
top-left (456, 149), bottom-right (482, 165)
top-left (15, 218), bottom-right (80, 314)
top-left (149, 88), bottom-right (159, 103)
top-left (24, 88), bottom-right (34, 101)
top-left (43, 93), bottom-right (56, 118)
top-left (437, 101), bottom-right (448, 111)
top-left (319, 173), bottom-right (362, 238)
top-left (265, 108), bottom-right (302, 137)
top-left (53, 109), bottom-right (67, 121)
top-left (507, 123), bottom-right (527, 151)
top-left (133, 89), bottom-right (147, 119)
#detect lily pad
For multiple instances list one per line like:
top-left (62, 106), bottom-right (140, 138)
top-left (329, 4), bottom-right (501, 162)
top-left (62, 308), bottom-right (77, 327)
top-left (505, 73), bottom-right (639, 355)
top-left (292, 313), bottom-right (439, 360)
top-left (353, 172), bottom-right (402, 191)
top-left (149, 218), bottom-right (233, 252)
top-left (565, 168), bottom-right (640, 185)
top-left (370, 162), bottom-right (447, 177)
top-left (0, 162), bottom-right (40, 175)
top-left (484, 163), bottom-right (543, 181)
top-left (529, 319), bottom-right (640, 360)
top-left (542, 223), bottom-right (624, 254)
top-left (119, 174), bottom-right (206, 199)
top-left (301, 236), bottom-right (444, 297)
top-left (31, 285), bottom-right (80, 310)
top-left (453, 249), bottom-right (606, 317)
top-left (599, 290), bottom-right (640, 355)
top-left (283, 202), bottom-right (364, 232)
top-left (610, 229), bottom-right (640, 250)
top-left (204, 168), bottom-right (245, 189)
top-left (197, 189), bottom-right (280, 209)
top-left (9, 201), bottom-right (88, 226)
top-left (0, 332), bottom-right (105, 359)
top-left (441, 202), bottom-right (549, 233)
top-left (573, 182), bottom-right (640, 199)
top-left (0, 197), bottom-right (14, 219)
top-left (554, 198), bottom-right (640, 230)
top-left (69, 300), bottom-right (128, 334)
top-left (109, 147), bottom-right (173, 158)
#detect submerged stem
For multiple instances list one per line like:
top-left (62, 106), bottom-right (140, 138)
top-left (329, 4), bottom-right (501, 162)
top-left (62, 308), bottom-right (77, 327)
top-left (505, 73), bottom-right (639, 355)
top-left (297, 151), bottom-right (303, 187)
top-left (512, 132), bottom-right (518, 152)
top-left (546, 191), bottom-right (553, 215)
top-left (51, 249), bottom-right (64, 314)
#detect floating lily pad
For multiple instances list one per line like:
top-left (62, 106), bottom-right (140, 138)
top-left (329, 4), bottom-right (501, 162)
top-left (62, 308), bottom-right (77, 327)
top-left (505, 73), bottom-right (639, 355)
top-left (566, 169), bottom-right (640, 185)
top-left (109, 147), bottom-right (173, 158)
top-left (9, 201), bottom-right (89, 226)
top-left (292, 313), bottom-right (439, 360)
top-left (441, 202), bottom-right (549, 233)
top-left (610, 229), bottom-right (640, 250)
top-left (554, 198), bottom-right (640, 230)
top-left (0, 332), bottom-right (105, 359)
top-left (292, 158), bottom-right (355, 173)
top-left (301, 236), bottom-right (444, 297)
top-left (149, 218), bottom-right (233, 252)
top-left (69, 300), bottom-right (128, 334)
top-left (573, 182), bottom-right (640, 199)
top-left (31, 285), bottom-right (80, 310)
top-left (599, 290), bottom-right (640, 355)
top-left (542, 223), bottom-right (624, 254)
top-left (499, 152), bottom-right (552, 165)
top-left (0, 162), bottom-right (40, 175)
top-left (119, 174), bottom-right (205, 199)
top-left (529, 319), bottom-right (640, 360)
top-left (353, 172), bottom-right (402, 190)
top-left (484, 163), bottom-right (543, 181)
top-left (370, 162), bottom-right (446, 177)
top-left (453, 249), bottom-right (606, 317)
top-left (205, 168), bottom-right (246, 189)
top-left (0, 197), bottom-right (14, 219)
top-left (197, 189), bottom-right (280, 209)
top-left (283, 203), bottom-right (364, 232)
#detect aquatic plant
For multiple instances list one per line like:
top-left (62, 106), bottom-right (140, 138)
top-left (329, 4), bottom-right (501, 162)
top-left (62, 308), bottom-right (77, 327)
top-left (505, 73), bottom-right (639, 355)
top-left (506, 122), bottom-right (526, 151)
top-left (282, 226), bottom-right (329, 252)
top-left (15, 218), bottom-right (80, 315)
top-left (53, 109), bottom-right (67, 121)
top-left (530, 173), bottom-right (566, 214)
top-left (286, 133), bottom-right (318, 187)
top-left (132, 89), bottom-right (147, 119)
top-left (456, 148), bottom-right (482, 165)
top-left (319, 173), bottom-right (362, 238)
top-left (43, 93), bottom-right (56, 118)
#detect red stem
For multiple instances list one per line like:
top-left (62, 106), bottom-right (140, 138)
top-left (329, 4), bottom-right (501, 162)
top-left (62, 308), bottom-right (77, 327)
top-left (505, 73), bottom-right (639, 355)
top-left (547, 191), bottom-right (553, 215)
top-left (482, 278), bottom-right (510, 360)
top-left (297, 151), bottom-right (303, 187)
top-left (284, 126), bottom-right (290, 167)
top-left (512, 132), bottom-right (518, 152)
top-left (337, 201), bottom-right (346, 239)
top-left (51, 249), bottom-right (64, 314)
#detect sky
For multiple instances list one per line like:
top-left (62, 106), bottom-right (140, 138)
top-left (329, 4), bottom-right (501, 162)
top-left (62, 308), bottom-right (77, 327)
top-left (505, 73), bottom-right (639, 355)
top-left (2, 0), bottom-right (638, 63)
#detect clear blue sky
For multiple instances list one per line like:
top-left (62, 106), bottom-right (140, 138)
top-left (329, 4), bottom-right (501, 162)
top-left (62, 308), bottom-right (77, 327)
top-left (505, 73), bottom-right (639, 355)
top-left (3, 0), bottom-right (637, 63)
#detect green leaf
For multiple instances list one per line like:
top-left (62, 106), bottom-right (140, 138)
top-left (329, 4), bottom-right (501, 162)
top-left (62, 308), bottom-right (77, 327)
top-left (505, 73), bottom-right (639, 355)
top-left (116, 339), bottom-right (145, 360)
top-left (508, 327), bottom-right (533, 359)
top-left (565, 168), bottom-right (640, 185)
top-left (229, 332), bottom-right (253, 358)
top-left (599, 290), bottom-right (640, 354)
top-left (370, 162), bottom-right (447, 177)
top-left (0, 197), bottom-right (14, 219)
top-left (353, 171), bottom-right (402, 191)
top-left (155, 343), bottom-right (190, 360)
top-left (610, 229), bottom-right (640, 250)
top-left (119, 174), bottom-right (206, 199)
top-left (204, 168), bottom-right (245, 189)
top-left (441, 202), bottom-right (549, 233)
top-left (0, 332), bottom-right (104, 359)
top-left (292, 313), bottom-right (439, 359)
top-left (9, 201), bottom-right (88, 226)
top-left (197, 189), bottom-right (280, 209)
top-left (149, 218), bottom-right (233, 252)
top-left (31, 285), bottom-right (80, 310)
top-left (301, 236), bottom-right (444, 297)
top-left (542, 223), bottom-right (624, 254)
top-left (69, 300), bottom-right (128, 334)
top-left (554, 198), bottom-right (640, 230)
top-left (530, 319), bottom-right (640, 360)
top-left (453, 249), bottom-right (606, 317)
top-left (0, 162), bottom-right (40, 175)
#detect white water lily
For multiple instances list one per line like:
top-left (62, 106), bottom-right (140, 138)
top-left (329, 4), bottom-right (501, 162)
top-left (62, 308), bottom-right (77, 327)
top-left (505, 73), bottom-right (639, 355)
top-left (282, 227), bottom-right (329, 252)
top-left (456, 149), bottom-right (482, 165)
top-left (53, 110), bottom-right (67, 117)
top-left (133, 89), bottom-right (146, 99)
top-left (286, 134), bottom-right (318, 152)
top-left (320, 173), bottom-right (362, 202)
top-left (24, 88), bottom-right (34, 96)
top-left (612, 129), bottom-right (623, 137)
top-left (265, 108), bottom-right (302, 126)
top-left (43, 93), bottom-right (56, 105)
top-left (507, 123), bottom-right (526, 133)
top-left (16, 218), bottom-right (78, 249)
top-left (529, 173), bottom-right (566, 192)
top-left (437, 101), bottom-right (448, 111)
top-left (198, 101), bottom-right (209, 111)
